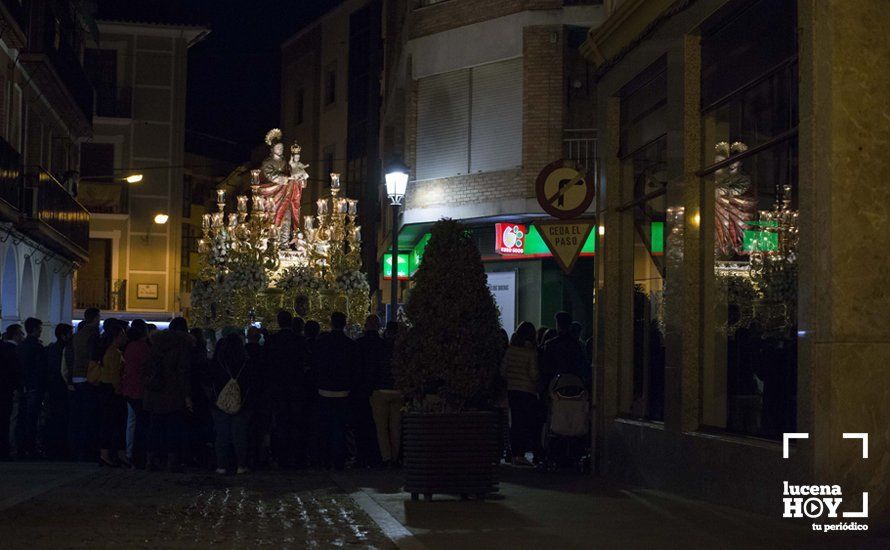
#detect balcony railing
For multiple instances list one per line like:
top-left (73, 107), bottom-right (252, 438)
top-left (75, 277), bottom-right (127, 311)
top-left (26, 167), bottom-right (90, 256)
top-left (78, 181), bottom-right (129, 214)
top-left (0, 136), bottom-right (23, 216)
top-left (95, 86), bottom-right (132, 118)
top-left (564, 128), bottom-right (598, 177)
top-left (19, 10), bottom-right (94, 125)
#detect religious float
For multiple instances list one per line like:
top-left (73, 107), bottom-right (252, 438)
top-left (189, 129), bottom-right (369, 332)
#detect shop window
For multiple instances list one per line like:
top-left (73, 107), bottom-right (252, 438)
top-left (619, 58), bottom-right (667, 421)
top-left (700, 0), bottom-right (798, 439)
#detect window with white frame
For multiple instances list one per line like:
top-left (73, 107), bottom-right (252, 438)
top-left (415, 57), bottom-right (522, 181)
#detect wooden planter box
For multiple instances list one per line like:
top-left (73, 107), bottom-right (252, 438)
top-left (403, 410), bottom-right (502, 501)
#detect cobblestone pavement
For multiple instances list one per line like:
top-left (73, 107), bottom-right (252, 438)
top-left (0, 467), bottom-right (396, 549)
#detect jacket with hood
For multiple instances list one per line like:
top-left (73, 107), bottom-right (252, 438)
top-left (142, 330), bottom-right (192, 414)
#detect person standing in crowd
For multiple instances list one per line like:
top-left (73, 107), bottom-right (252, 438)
top-left (206, 333), bottom-right (257, 474)
top-left (186, 325), bottom-right (213, 469)
top-left (354, 315), bottom-right (384, 467)
top-left (97, 324), bottom-right (128, 467)
top-left (302, 319), bottom-right (322, 466)
top-left (44, 323), bottom-right (74, 459)
top-left (16, 318), bottom-right (47, 459)
top-left (0, 325), bottom-right (23, 461)
top-left (370, 321), bottom-right (402, 467)
top-left (121, 322), bottom-right (150, 468)
top-left (265, 310), bottom-right (307, 468)
top-left (541, 312), bottom-right (587, 389)
top-left (501, 321), bottom-right (540, 467)
top-left (314, 312), bottom-right (358, 470)
top-left (245, 326), bottom-right (272, 468)
top-left (536, 326), bottom-right (550, 348)
top-left (70, 308), bottom-right (100, 461)
top-left (143, 319), bottom-right (193, 472)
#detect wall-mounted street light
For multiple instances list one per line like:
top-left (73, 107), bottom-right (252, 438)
top-left (153, 213), bottom-right (169, 225)
top-left (124, 174), bottom-right (144, 183)
top-left (79, 173), bottom-right (144, 183)
top-left (384, 158), bottom-right (409, 323)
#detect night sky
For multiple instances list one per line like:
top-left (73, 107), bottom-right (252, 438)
top-left (97, 0), bottom-right (342, 160)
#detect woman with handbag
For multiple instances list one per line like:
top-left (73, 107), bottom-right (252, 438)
top-left (205, 333), bottom-right (256, 475)
top-left (97, 324), bottom-right (129, 467)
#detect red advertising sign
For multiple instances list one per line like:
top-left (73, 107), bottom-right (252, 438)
top-left (495, 223), bottom-right (525, 255)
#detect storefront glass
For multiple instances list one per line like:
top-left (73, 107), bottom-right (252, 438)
top-left (700, 0), bottom-right (798, 438)
top-left (620, 59), bottom-right (667, 421)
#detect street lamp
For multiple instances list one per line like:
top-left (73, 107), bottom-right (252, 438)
top-left (153, 213), bottom-right (169, 225)
top-left (125, 173), bottom-right (143, 183)
top-left (385, 158), bottom-right (409, 323)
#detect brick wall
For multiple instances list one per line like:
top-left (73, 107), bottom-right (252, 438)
top-left (522, 25), bottom-right (565, 196)
top-left (410, 0), bottom-right (562, 39)
top-left (405, 169), bottom-right (524, 209)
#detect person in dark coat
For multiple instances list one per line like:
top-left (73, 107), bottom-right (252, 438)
top-left (245, 326), bottom-right (272, 468)
top-left (0, 325), bottom-right (23, 460)
top-left (370, 321), bottom-right (403, 466)
top-left (143, 326), bottom-right (193, 471)
top-left (540, 311), bottom-right (588, 390)
top-left (70, 308), bottom-right (100, 461)
top-left (352, 315), bottom-right (385, 467)
top-left (205, 333), bottom-right (258, 474)
top-left (265, 310), bottom-right (308, 468)
top-left (44, 323), bottom-right (74, 459)
top-left (17, 318), bottom-right (48, 458)
top-left (313, 312), bottom-right (359, 470)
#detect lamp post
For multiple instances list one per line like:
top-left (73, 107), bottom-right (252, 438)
top-left (384, 159), bottom-right (409, 323)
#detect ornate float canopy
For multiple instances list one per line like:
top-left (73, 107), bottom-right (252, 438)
top-left (189, 130), bottom-right (369, 332)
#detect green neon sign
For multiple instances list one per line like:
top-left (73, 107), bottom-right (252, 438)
top-left (651, 221), bottom-right (664, 254)
top-left (382, 253), bottom-right (411, 279)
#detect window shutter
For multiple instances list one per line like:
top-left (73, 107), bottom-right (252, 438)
top-left (416, 69), bottom-right (469, 181)
top-left (470, 57), bottom-right (522, 174)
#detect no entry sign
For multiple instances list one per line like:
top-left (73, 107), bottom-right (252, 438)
top-left (535, 159), bottom-right (594, 219)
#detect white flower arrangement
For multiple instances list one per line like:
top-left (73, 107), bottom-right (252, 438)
top-left (276, 265), bottom-right (325, 292)
top-left (336, 269), bottom-right (369, 293)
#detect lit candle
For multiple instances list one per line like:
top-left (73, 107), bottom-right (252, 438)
top-left (237, 195), bottom-right (248, 212)
top-left (347, 199), bottom-right (357, 216)
top-left (330, 173), bottom-right (340, 190)
top-left (250, 169), bottom-right (261, 186)
top-left (211, 212), bottom-right (224, 228)
top-left (228, 213), bottom-right (238, 228)
top-left (197, 239), bottom-right (207, 253)
top-left (304, 215), bottom-right (314, 231)
top-left (354, 226), bottom-right (361, 241)
top-left (202, 213), bottom-right (211, 231)
top-left (216, 189), bottom-right (226, 204)
top-left (337, 198), bottom-right (348, 214)
top-left (317, 198), bottom-right (328, 216)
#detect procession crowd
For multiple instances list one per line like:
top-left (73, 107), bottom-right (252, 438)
top-left (0, 308), bottom-right (589, 472)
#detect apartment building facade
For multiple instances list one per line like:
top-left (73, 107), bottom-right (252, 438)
top-left (74, 19), bottom-right (207, 321)
top-left (379, 0), bottom-right (605, 331)
top-left (0, 0), bottom-right (92, 332)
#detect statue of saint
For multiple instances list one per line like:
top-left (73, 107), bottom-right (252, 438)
top-left (255, 128), bottom-right (309, 246)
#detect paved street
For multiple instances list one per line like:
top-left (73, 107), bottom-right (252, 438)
top-left (2, 462), bottom-right (888, 549)
top-left (333, 467), bottom-right (890, 550)
top-left (0, 462), bottom-right (394, 549)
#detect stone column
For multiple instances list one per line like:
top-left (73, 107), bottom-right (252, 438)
top-left (798, 0), bottom-right (890, 523)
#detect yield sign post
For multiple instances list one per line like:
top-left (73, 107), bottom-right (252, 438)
top-left (535, 219), bottom-right (595, 275)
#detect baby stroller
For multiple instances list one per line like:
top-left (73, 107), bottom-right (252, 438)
top-left (541, 373), bottom-right (590, 472)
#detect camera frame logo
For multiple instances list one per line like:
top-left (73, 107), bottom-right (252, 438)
top-left (782, 432), bottom-right (869, 533)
